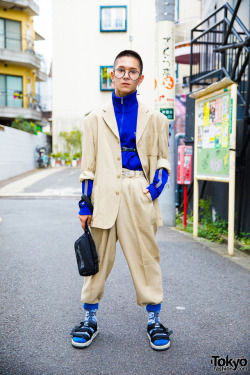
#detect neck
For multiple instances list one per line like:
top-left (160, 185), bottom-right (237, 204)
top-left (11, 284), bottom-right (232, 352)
top-left (115, 88), bottom-right (137, 97)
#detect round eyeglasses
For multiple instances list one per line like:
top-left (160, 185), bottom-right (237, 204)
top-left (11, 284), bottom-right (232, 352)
top-left (114, 68), bottom-right (140, 81)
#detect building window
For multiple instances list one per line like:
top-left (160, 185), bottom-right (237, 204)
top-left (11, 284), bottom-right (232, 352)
top-left (100, 66), bottom-right (114, 91)
top-left (0, 74), bottom-right (23, 108)
top-left (0, 18), bottom-right (22, 51)
top-left (175, 0), bottom-right (179, 23)
top-left (100, 6), bottom-right (127, 32)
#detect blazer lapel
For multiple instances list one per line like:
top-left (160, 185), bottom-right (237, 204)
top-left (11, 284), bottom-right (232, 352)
top-left (102, 100), bottom-right (119, 139)
top-left (136, 102), bottom-right (150, 145)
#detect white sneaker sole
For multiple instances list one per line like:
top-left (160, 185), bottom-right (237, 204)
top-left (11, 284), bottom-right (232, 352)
top-left (72, 328), bottom-right (99, 348)
top-left (147, 333), bottom-right (171, 351)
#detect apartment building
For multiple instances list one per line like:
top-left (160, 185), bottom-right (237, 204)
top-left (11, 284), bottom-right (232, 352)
top-left (0, 0), bottom-right (46, 125)
top-left (52, 0), bottom-right (156, 151)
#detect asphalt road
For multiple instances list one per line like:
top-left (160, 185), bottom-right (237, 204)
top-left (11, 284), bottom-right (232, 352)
top-left (0, 168), bottom-right (249, 375)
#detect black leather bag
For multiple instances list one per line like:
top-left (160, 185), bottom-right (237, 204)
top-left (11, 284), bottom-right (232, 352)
top-left (74, 195), bottom-right (99, 276)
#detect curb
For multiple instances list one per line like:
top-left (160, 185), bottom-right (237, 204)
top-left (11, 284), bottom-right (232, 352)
top-left (170, 227), bottom-right (250, 272)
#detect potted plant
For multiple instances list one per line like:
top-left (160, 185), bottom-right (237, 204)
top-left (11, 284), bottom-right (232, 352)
top-left (55, 152), bottom-right (62, 166)
top-left (72, 152), bottom-right (81, 167)
top-left (49, 152), bottom-right (56, 167)
top-left (66, 158), bottom-right (72, 167)
top-left (61, 152), bottom-right (70, 166)
top-left (61, 154), bottom-right (66, 165)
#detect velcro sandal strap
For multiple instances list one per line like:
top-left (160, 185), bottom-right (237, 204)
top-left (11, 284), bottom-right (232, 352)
top-left (71, 320), bottom-right (97, 339)
top-left (147, 323), bottom-right (173, 343)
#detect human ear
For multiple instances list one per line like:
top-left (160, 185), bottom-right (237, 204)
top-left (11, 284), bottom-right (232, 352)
top-left (139, 75), bottom-right (144, 85)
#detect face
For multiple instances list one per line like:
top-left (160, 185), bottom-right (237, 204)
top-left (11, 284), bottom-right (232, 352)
top-left (111, 56), bottom-right (144, 97)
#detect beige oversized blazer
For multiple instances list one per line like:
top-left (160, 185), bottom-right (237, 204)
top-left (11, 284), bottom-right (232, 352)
top-left (79, 99), bottom-right (171, 229)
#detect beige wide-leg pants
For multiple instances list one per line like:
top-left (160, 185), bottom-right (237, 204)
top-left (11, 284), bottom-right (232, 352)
top-left (81, 169), bottom-right (163, 306)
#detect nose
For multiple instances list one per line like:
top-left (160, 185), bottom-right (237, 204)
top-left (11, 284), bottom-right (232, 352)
top-left (123, 70), bottom-right (130, 79)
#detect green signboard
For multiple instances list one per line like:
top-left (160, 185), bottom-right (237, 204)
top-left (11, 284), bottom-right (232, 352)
top-left (160, 108), bottom-right (174, 120)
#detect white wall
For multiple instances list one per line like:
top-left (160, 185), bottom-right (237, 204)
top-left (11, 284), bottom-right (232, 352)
top-left (52, 0), bottom-right (155, 151)
top-left (0, 126), bottom-right (48, 181)
top-left (201, 0), bottom-right (250, 31)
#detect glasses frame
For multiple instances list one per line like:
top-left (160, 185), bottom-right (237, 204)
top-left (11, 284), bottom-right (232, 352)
top-left (113, 68), bottom-right (141, 81)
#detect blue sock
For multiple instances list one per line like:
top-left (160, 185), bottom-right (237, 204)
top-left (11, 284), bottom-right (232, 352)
top-left (147, 305), bottom-right (169, 347)
top-left (73, 304), bottom-right (98, 343)
top-left (148, 311), bottom-right (161, 325)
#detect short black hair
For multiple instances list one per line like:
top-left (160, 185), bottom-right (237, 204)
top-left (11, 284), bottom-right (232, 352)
top-left (113, 50), bottom-right (143, 75)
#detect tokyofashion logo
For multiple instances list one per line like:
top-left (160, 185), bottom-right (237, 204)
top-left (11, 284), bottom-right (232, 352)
top-left (211, 355), bottom-right (248, 372)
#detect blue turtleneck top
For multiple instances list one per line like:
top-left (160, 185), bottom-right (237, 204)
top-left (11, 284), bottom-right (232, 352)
top-left (79, 90), bottom-right (168, 215)
top-left (112, 90), bottom-right (142, 171)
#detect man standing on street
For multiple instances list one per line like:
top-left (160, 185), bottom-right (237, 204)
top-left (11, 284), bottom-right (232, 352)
top-left (71, 50), bottom-right (172, 351)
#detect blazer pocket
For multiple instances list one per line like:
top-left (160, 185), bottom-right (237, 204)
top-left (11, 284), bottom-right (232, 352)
top-left (145, 191), bottom-right (153, 203)
top-left (146, 133), bottom-right (159, 156)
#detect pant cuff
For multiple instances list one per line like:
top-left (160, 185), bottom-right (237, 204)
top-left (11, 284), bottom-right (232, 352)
top-left (83, 303), bottom-right (99, 310)
top-left (146, 303), bottom-right (161, 312)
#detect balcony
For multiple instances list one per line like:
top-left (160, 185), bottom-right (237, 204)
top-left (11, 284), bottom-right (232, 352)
top-left (35, 52), bottom-right (47, 82)
top-left (0, 47), bottom-right (42, 69)
top-left (0, 105), bottom-right (42, 121)
top-left (36, 69), bottom-right (46, 82)
top-left (0, 0), bottom-right (39, 16)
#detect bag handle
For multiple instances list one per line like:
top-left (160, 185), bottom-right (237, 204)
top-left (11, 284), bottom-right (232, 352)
top-left (78, 194), bottom-right (93, 214)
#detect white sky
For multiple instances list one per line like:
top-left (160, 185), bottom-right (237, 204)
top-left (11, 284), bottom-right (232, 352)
top-left (33, 0), bottom-right (53, 73)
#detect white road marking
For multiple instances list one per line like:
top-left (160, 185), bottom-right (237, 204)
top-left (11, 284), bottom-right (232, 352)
top-left (0, 167), bottom-right (68, 196)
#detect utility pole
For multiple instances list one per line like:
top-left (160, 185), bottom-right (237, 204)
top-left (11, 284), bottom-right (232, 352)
top-left (155, 0), bottom-right (176, 226)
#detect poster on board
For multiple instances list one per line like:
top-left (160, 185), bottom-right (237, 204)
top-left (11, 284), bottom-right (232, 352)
top-left (196, 91), bottom-right (232, 178)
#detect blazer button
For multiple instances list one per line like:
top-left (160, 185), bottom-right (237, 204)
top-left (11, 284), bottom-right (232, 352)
top-left (117, 156), bottom-right (121, 161)
top-left (117, 175), bottom-right (121, 178)
top-left (116, 191), bottom-right (119, 195)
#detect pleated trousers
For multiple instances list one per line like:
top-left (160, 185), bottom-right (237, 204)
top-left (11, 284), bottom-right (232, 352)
top-left (81, 170), bottom-right (163, 306)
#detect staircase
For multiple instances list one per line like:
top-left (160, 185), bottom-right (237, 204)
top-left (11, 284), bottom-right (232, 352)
top-left (189, 0), bottom-right (250, 235)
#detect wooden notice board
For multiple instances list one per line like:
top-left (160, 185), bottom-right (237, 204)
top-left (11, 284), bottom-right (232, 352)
top-left (190, 78), bottom-right (237, 255)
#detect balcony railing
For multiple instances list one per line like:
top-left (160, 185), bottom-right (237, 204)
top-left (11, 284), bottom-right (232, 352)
top-left (0, 89), bottom-right (42, 110)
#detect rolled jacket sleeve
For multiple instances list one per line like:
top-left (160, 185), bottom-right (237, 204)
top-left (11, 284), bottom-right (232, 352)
top-left (79, 117), bottom-right (96, 183)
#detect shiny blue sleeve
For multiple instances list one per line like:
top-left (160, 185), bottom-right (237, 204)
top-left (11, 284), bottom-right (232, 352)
top-left (78, 180), bottom-right (93, 215)
top-left (147, 169), bottom-right (169, 201)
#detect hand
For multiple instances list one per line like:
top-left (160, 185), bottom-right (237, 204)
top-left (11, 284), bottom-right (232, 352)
top-left (78, 214), bottom-right (92, 230)
top-left (143, 189), bottom-right (149, 194)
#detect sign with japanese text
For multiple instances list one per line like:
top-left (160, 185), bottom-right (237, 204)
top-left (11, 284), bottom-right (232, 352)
top-left (155, 20), bottom-right (175, 120)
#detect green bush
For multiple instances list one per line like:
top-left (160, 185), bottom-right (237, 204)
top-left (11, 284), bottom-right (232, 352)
top-left (176, 197), bottom-right (249, 248)
top-left (11, 116), bottom-right (38, 135)
top-left (73, 152), bottom-right (81, 160)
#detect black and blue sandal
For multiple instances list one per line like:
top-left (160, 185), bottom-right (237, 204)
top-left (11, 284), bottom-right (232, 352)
top-left (147, 322), bottom-right (173, 351)
top-left (71, 320), bottom-right (99, 348)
